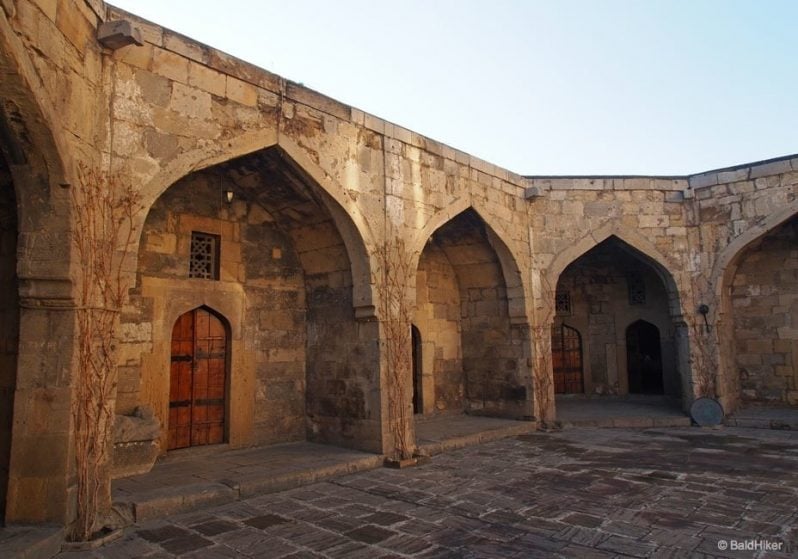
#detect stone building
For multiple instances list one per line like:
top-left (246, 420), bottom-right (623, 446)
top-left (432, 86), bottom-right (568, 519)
top-left (0, 0), bottom-right (795, 533)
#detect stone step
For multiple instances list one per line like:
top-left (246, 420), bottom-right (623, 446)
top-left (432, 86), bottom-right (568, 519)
top-left (418, 419), bottom-right (539, 456)
top-left (725, 417), bottom-right (798, 430)
top-left (114, 454), bottom-right (384, 523)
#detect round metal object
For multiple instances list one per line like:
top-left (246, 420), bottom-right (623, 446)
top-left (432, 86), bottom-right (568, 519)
top-left (690, 397), bottom-right (724, 427)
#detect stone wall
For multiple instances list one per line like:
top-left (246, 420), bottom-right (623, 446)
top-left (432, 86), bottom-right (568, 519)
top-left (730, 215), bottom-right (798, 405)
top-left (414, 244), bottom-right (463, 414)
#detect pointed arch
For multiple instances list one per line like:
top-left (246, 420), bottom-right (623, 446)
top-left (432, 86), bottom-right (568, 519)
top-left (548, 222), bottom-right (684, 319)
top-left (135, 133), bottom-right (377, 314)
top-left (711, 200), bottom-right (798, 304)
top-left (411, 201), bottom-right (533, 418)
top-left (166, 301), bottom-right (238, 342)
top-left (0, 11), bottom-right (71, 282)
top-left (713, 205), bottom-right (798, 409)
top-left (411, 201), bottom-right (530, 324)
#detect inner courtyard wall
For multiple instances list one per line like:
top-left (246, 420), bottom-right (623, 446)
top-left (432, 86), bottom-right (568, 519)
top-left (1, 0), bottom-right (797, 530)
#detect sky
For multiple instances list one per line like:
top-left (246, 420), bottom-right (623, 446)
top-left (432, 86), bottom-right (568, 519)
top-left (110, 0), bottom-right (798, 176)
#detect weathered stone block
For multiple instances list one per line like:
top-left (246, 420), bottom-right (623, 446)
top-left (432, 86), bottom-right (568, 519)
top-left (188, 61), bottom-right (226, 97)
top-left (151, 47), bottom-right (189, 83)
top-left (226, 77), bottom-right (258, 107)
top-left (170, 82), bottom-right (212, 119)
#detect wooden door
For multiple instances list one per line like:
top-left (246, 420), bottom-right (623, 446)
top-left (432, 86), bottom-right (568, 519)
top-left (169, 308), bottom-right (227, 450)
top-left (552, 324), bottom-right (583, 394)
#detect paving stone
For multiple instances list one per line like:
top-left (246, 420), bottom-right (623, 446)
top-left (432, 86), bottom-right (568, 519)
top-left (243, 513), bottom-right (290, 530)
top-left (191, 519), bottom-right (239, 536)
top-left (280, 552), bottom-right (326, 559)
top-left (345, 524), bottom-right (396, 544)
top-left (361, 511), bottom-right (408, 526)
top-left (137, 525), bottom-right (192, 543)
top-left (288, 527), bottom-right (348, 551)
top-left (55, 427), bottom-right (798, 559)
top-left (181, 544), bottom-right (241, 559)
top-left (323, 541), bottom-right (375, 559)
top-left (597, 534), bottom-right (657, 557)
top-left (158, 534), bottom-right (214, 555)
top-left (378, 532), bottom-right (434, 554)
top-left (558, 543), bottom-right (618, 558)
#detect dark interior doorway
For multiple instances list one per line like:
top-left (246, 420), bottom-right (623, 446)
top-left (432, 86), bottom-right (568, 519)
top-left (0, 154), bottom-right (17, 524)
top-left (411, 325), bottom-right (422, 414)
top-left (552, 324), bottom-right (583, 394)
top-left (626, 320), bottom-right (664, 394)
top-left (169, 307), bottom-right (228, 450)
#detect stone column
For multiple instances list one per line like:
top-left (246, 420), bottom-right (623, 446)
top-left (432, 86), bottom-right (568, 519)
top-left (5, 277), bottom-right (76, 524)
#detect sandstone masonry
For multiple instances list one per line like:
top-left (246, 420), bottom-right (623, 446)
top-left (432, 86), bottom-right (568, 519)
top-left (0, 0), bottom-right (795, 534)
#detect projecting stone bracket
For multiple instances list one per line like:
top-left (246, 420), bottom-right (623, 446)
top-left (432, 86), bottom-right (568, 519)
top-left (97, 20), bottom-right (143, 50)
top-left (524, 186), bottom-right (545, 199)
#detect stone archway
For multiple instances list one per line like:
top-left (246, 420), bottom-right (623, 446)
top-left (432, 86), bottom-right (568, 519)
top-left (412, 208), bottom-right (531, 419)
top-left (711, 206), bottom-right (798, 411)
top-left (551, 236), bottom-right (687, 402)
top-left (722, 214), bottom-right (798, 406)
top-left (134, 136), bottom-right (378, 319)
top-left (126, 145), bottom-right (384, 455)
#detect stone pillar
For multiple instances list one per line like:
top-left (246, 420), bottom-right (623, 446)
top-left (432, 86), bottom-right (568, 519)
top-left (674, 320), bottom-right (694, 412)
top-left (5, 278), bottom-right (76, 524)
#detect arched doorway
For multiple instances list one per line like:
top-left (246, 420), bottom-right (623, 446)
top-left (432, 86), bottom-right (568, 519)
top-left (411, 325), bottom-right (422, 414)
top-left (552, 324), bottom-right (583, 394)
top-left (169, 307), bottom-right (229, 450)
top-left (626, 320), bottom-right (664, 395)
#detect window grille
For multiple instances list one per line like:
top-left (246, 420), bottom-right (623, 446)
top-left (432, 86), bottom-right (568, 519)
top-left (189, 232), bottom-right (220, 280)
top-left (627, 272), bottom-right (646, 305)
top-left (555, 292), bottom-right (571, 314)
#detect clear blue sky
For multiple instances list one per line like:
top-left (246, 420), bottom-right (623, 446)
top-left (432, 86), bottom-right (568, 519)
top-left (111, 0), bottom-right (797, 175)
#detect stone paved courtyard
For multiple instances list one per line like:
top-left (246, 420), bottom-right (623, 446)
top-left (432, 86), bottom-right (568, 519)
top-left (59, 427), bottom-right (797, 558)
